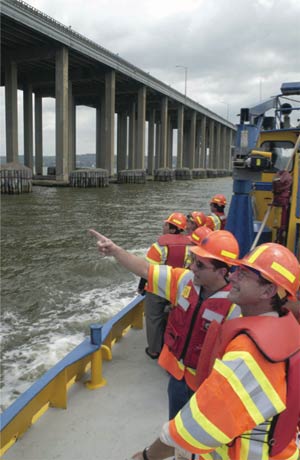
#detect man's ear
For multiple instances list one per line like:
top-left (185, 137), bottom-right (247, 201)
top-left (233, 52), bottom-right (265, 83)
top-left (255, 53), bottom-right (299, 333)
top-left (219, 267), bottom-right (228, 278)
top-left (261, 283), bottom-right (278, 299)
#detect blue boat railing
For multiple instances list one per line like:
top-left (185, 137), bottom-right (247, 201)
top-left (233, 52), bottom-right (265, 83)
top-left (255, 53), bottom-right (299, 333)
top-left (0, 294), bottom-right (145, 457)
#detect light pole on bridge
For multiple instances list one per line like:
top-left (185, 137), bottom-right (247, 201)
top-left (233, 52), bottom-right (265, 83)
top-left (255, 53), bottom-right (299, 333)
top-left (176, 65), bottom-right (188, 98)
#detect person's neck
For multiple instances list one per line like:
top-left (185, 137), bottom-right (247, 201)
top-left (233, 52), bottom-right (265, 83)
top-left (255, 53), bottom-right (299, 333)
top-left (241, 302), bottom-right (275, 317)
top-left (201, 279), bottom-right (227, 299)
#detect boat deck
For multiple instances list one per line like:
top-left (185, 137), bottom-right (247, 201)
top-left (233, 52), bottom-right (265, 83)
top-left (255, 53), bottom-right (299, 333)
top-left (4, 327), bottom-right (170, 460)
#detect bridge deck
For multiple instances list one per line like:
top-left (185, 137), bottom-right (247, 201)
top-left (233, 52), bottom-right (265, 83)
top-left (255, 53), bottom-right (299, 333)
top-left (5, 327), bottom-right (170, 460)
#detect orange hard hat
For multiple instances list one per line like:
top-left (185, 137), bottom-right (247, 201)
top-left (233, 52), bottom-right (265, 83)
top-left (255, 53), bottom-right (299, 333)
top-left (190, 230), bottom-right (239, 265)
top-left (188, 226), bottom-right (212, 245)
top-left (205, 214), bottom-right (221, 231)
top-left (210, 194), bottom-right (227, 207)
top-left (236, 243), bottom-right (300, 300)
top-left (188, 211), bottom-right (206, 227)
top-left (165, 212), bottom-right (187, 231)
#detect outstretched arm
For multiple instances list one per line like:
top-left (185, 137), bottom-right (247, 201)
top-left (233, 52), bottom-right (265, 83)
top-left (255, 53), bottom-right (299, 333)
top-left (89, 229), bottom-right (149, 280)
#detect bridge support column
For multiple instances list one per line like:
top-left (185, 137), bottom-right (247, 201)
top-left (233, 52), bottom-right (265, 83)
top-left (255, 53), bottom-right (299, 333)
top-left (176, 104), bottom-right (184, 168)
top-left (23, 83), bottom-right (33, 170)
top-left (167, 116), bottom-right (173, 168)
top-left (183, 121), bottom-right (190, 167)
top-left (226, 128), bottom-right (233, 170)
top-left (188, 110), bottom-right (196, 169)
top-left (200, 115), bottom-right (207, 168)
top-left (96, 105), bottom-right (102, 168)
top-left (117, 112), bottom-right (128, 171)
top-left (195, 118), bottom-right (201, 168)
top-left (68, 83), bottom-right (76, 172)
top-left (147, 109), bottom-right (155, 175)
top-left (160, 97), bottom-right (168, 167)
top-left (104, 70), bottom-right (115, 175)
top-left (96, 92), bottom-right (106, 169)
top-left (215, 123), bottom-right (221, 169)
top-left (35, 95), bottom-right (43, 175)
top-left (155, 122), bottom-right (161, 169)
top-left (55, 47), bottom-right (69, 181)
top-left (5, 60), bottom-right (18, 163)
top-left (136, 86), bottom-right (146, 169)
top-left (208, 119), bottom-right (215, 168)
top-left (128, 101), bottom-right (136, 169)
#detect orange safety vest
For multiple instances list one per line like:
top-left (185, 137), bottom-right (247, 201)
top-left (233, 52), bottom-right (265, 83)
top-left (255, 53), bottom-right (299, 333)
top-left (159, 282), bottom-right (234, 391)
top-left (195, 312), bottom-right (300, 456)
top-left (157, 233), bottom-right (191, 268)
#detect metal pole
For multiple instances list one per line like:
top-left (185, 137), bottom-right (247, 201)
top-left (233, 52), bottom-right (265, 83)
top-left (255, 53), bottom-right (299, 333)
top-left (176, 65), bottom-right (188, 98)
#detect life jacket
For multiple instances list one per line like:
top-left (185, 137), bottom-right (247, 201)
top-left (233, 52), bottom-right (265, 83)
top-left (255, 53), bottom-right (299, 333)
top-left (159, 282), bottom-right (234, 390)
top-left (157, 233), bottom-right (191, 268)
top-left (206, 213), bottom-right (222, 230)
top-left (212, 211), bottom-right (227, 229)
top-left (195, 312), bottom-right (300, 457)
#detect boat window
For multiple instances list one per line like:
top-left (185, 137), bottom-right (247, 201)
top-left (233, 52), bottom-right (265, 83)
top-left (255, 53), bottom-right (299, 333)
top-left (260, 140), bottom-right (294, 171)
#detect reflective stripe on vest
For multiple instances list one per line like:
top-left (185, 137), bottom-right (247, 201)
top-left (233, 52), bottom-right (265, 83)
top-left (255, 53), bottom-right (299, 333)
top-left (158, 233), bottom-right (191, 268)
top-left (214, 211), bottom-right (227, 230)
top-left (169, 333), bottom-right (298, 460)
top-left (208, 213), bottom-right (222, 230)
top-left (195, 312), bottom-right (300, 457)
top-left (160, 283), bottom-right (239, 389)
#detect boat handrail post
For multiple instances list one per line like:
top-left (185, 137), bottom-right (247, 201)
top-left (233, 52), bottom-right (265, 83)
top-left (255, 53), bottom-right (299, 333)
top-left (86, 324), bottom-right (107, 390)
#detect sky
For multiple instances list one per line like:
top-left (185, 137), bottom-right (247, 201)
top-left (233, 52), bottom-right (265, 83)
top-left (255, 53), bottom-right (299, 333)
top-left (1, 0), bottom-right (300, 156)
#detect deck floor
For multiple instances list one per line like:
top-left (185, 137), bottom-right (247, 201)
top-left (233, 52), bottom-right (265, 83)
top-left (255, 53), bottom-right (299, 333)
top-left (5, 327), bottom-right (170, 460)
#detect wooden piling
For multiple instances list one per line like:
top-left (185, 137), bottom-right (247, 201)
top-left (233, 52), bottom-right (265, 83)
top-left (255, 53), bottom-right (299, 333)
top-left (117, 170), bottom-right (146, 184)
top-left (1, 163), bottom-right (32, 194)
top-left (69, 169), bottom-right (109, 187)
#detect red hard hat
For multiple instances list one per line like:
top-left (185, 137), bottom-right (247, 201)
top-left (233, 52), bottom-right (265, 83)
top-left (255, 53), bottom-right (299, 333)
top-left (189, 211), bottom-right (206, 227)
top-left (210, 194), bottom-right (227, 206)
top-left (235, 243), bottom-right (300, 300)
top-left (188, 226), bottom-right (212, 245)
top-left (190, 230), bottom-right (239, 265)
top-left (165, 212), bottom-right (187, 231)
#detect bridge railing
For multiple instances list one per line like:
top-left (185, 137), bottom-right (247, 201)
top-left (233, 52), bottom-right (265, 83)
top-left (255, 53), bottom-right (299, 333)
top-left (0, 295), bottom-right (145, 457)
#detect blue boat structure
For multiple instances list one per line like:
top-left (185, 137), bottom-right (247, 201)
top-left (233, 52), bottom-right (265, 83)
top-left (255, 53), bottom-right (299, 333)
top-left (226, 81), bottom-right (300, 258)
top-left (1, 82), bottom-right (299, 459)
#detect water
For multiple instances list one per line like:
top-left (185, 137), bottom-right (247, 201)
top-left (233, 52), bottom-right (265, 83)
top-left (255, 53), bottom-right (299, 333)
top-left (0, 177), bottom-right (233, 410)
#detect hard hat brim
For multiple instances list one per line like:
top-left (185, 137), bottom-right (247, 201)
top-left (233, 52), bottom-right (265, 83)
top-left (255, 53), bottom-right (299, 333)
top-left (190, 245), bottom-right (239, 265)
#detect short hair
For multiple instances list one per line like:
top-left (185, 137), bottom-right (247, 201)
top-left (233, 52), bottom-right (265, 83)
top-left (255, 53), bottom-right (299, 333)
top-left (211, 203), bottom-right (225, 213)
top-left (211, 259), bottom-right (230, 276)
top-left (169, 223), bottom-right (183, 234)
top-left (257, 276), bottom-right (288, 314)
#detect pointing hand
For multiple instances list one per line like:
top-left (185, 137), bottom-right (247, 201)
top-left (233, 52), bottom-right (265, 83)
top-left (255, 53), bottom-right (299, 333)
top-left (88, 229), bottom-right (118, 256)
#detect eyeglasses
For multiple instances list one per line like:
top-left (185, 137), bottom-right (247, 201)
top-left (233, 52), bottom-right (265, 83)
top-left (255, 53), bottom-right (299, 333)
top-left (234, 266), bottom-right (260, 281)
top-left (191, 256), bottom-right (214, 271)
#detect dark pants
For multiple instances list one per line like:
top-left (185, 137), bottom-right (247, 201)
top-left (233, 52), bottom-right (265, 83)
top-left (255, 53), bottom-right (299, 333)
top-left (144, 292), bottom-right (169, 354)
top-left (167, 374), bottom-right (194, 420)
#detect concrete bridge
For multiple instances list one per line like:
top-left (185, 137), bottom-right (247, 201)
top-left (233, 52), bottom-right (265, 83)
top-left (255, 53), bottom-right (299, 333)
top-left (1, 0), bottom-right (236, 184)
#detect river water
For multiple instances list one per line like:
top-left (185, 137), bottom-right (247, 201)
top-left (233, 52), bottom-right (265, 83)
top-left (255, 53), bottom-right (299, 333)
top-left (1, 177), bottom-right (232, 411)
